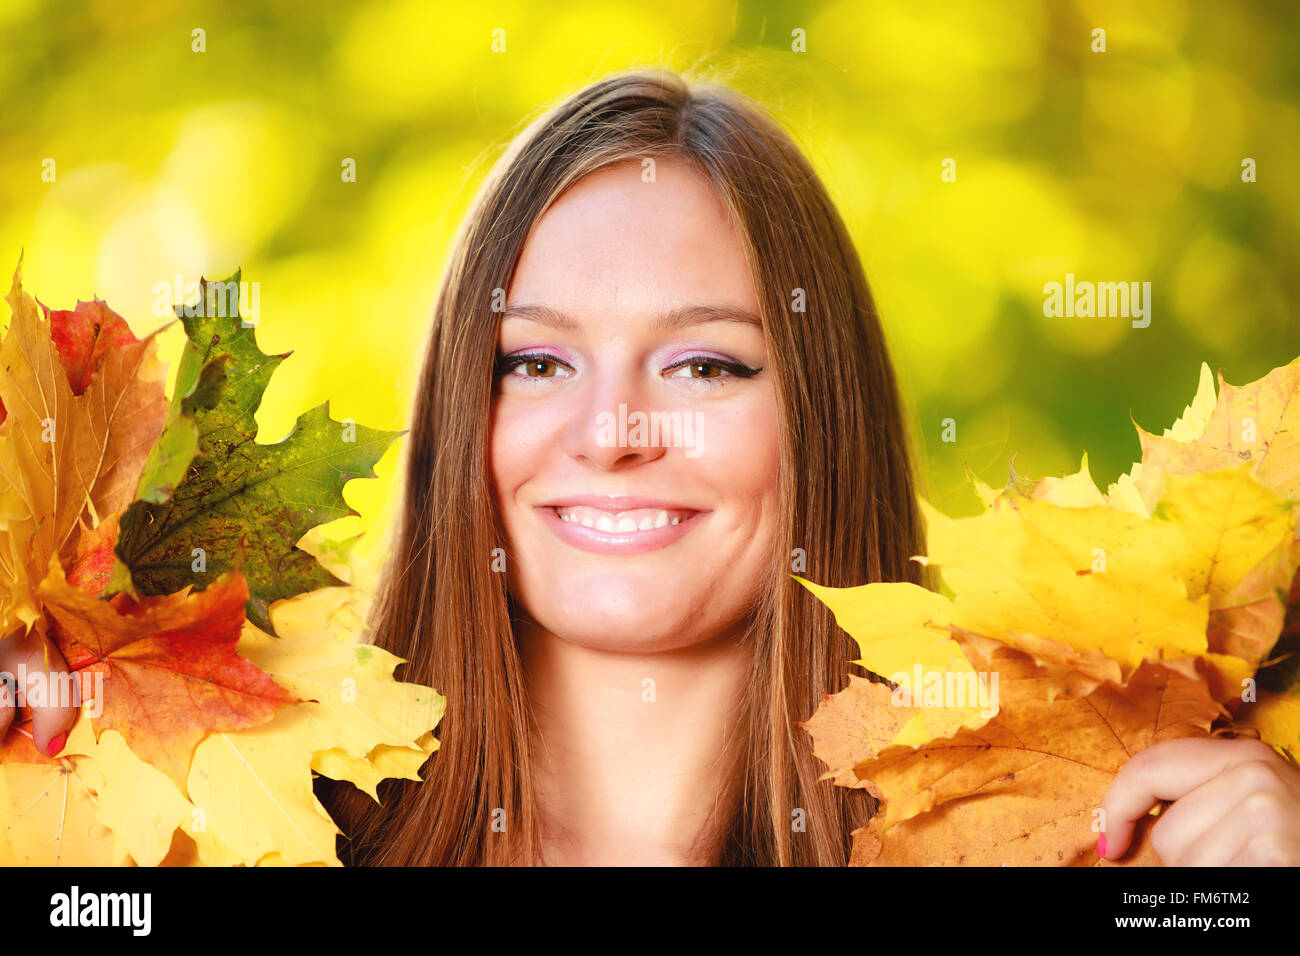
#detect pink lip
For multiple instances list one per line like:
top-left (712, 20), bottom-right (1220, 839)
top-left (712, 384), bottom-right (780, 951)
top-left (535, 495), bottom-right (707, 555)
top-left (537, 494), bottom-right (698, 510)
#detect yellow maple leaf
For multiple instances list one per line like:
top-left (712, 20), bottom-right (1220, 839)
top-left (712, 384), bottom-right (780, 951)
top-left (1124, 356), bottom-right (1300, 511)
top-left (793, 579), bottom-right (990, 747)
top-left (81, 729), bottom-right (194, 867)
top-left (312, 731), bottom-right (440, 801)
top-left (921, 488), bottom-right (1210, 682)
top-left (0, 257), bottom-right (168, 641)
top-left (800, 367), bottom-right (1299, 866)
top-left (1101, 356), bottom-right (1300, 756)
top-left (0, 717), bottom-right (127, 865)
top-left (187, 710), bottom-right (342, 866)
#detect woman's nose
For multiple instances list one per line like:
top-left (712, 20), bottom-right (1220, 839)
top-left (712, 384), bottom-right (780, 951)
top-left (560, 363), bottom-right (668, 470)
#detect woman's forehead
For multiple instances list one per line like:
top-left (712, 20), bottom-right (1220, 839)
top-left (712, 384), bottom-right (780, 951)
top-left (508, 159), bottom-right (758, 319)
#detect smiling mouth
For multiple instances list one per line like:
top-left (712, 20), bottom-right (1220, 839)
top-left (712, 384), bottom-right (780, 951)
top-left (552, 505), bottom-right (696, 532)
top-left (536, 499), bottom-right (705, 554)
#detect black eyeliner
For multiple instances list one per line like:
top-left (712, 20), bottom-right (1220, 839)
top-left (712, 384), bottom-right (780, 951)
top-left (664, 356), bottom-right (763, 378)
top-left (494, 351), bottom-right (568, 376)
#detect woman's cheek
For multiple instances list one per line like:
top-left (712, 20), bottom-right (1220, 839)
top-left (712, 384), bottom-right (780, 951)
top-left (692, 392), bottom-right (781, 494)
top-left (491, 397), bottom-right (557, 485)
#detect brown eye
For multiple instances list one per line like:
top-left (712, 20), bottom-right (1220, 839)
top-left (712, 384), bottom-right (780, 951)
top-left (522, 359), bottom-right (558, 377)
top-left (664, 355), bottom-right (763, 387)
top-left (494, 352), bottom-right (573, 382)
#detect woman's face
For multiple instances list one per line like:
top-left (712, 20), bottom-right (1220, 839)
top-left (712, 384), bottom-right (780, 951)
top-left (490, 157), bottom-right (781, 653)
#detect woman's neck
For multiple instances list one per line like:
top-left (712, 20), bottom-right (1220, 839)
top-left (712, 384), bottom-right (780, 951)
top-left (518, 621), bottom-right (751, 866)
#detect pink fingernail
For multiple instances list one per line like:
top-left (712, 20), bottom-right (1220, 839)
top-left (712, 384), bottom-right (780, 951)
top-left (45, 732), bottom-right (67, 756)
top-left (1097, 834), bottom-right (1108, 858)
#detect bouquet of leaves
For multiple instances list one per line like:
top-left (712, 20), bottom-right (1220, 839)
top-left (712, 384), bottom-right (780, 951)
top-left (0, 255), bottom-right (442, 866)
top-left (800, 355), bottom-right (1300, 865)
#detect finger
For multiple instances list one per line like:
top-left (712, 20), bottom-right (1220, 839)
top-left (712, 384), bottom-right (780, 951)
top-left (1100, 737), bottom-right (1280, 860)
top-left (0, 665), bottom-right (14, 739)
top-left (1149, 759), bottom-right (1297, 865)
top-left (0, 632), bottom-right (24, 742)
top-left (1228, 833), bottom-right (1300, 866)
top-left (0, 631), bottom-right (80, 755)
top-left (1179, 789), bottom-right (1300, 866)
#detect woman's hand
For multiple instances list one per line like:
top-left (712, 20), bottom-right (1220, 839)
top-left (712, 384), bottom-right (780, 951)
top-left (0, 630), bottom-right (79, 756)
top-left (1100, 736), bottom-right (1300, 865)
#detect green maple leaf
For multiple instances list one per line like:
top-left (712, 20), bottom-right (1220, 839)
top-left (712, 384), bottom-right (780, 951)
top-left (105, 270), bottom-right (405, 634)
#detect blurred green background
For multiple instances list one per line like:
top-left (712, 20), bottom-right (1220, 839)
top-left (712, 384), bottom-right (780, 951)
top-left (1, 0), bottom-right (1296, 550)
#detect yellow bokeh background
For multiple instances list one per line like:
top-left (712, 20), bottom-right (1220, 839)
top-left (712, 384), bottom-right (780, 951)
top-left (1, 0), bottom-right (1296, 550)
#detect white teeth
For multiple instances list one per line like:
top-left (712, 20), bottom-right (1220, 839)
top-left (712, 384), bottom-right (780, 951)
top-left (553, 506), bottom-right (693, 532)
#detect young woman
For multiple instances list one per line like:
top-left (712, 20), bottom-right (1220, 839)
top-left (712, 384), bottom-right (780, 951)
top-left (321, 66), bottom-right (924, 866)
top-left (314, 68), bottom-right (1300, 866)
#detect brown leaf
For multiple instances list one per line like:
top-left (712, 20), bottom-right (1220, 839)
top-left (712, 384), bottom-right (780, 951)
top-left (846, 644), bottom-right (1223, 866)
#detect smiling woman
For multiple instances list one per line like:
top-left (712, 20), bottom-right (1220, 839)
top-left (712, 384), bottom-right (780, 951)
top-left (317, 66), bottom-right (925, 866)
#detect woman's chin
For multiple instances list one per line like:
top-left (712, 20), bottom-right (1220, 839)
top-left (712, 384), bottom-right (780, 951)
top-left (529, 595), bottom-right (726, 653)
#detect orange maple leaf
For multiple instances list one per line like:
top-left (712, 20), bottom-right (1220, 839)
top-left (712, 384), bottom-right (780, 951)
top-left (35, 555), bottom-right (299, 791)
top-left (835, 643), bottom-right (1224, 866)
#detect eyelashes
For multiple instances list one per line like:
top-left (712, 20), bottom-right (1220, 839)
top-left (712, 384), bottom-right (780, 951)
top-left (662, 355), bottom-right (763, 381)
top-left (494, 351), bottom-right (763, 386)
top-left (493, 351), bottom-right (568, 380)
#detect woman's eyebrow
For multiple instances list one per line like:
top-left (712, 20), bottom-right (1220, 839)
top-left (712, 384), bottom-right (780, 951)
top-left (501, 303), bottom-right (762, 330)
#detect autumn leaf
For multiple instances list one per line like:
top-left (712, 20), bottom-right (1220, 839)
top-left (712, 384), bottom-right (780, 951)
top-left (312, 731), bottom-right (440, 801)
top-left (799, 355), bottom-right (1300, 867)
top-left (36, 552), bottom-right (299, 790)
top-left (920, 479), bottom-right (1210, 685)
top-left (1103, 356), bottom-right (1300, 755)
top-left (1237, 562), bottom-right (1300, 760)
top-left (78, 728), bottom-right (195, 867)
top-left (0, 255), bottom-right (169, 639)
top-left (800, 674), bottom-right (911, 788)
top-left (0, 569), bottom-right (443, 866)
top-left (105, 271), bottom-right (406, 635)
top-left (176, 579), bottom-right (443, 866)
top-left (186, 709), bottom-right (342, 866)
top-left (0, 264), bottom-right (440, 866)
top-left (0, 718), bottom-right (127, 865)
top-left (793, 580), bottom-right (990, 747)
top-left (1124, 357), bottom-right (1300, 511)
top-left (66, 508), bottom-right (122, 594)
top-left (1148, 466), bottom-right (1294, 693)
top-left (842, 645), bottom-right (1223, 866)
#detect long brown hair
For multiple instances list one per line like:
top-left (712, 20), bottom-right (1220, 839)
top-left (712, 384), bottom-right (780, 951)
top-left (318, 66), bottom-right (925, 866)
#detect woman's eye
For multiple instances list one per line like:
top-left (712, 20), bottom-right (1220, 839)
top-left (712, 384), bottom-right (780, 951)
top-left (664, 356), bottom-right (763, 384)
top-left (495, 353), bottom-right (572, 380)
